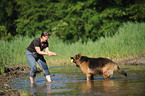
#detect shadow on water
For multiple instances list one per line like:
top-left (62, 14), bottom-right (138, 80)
top-left (9, 66), bottom-right (145, 96)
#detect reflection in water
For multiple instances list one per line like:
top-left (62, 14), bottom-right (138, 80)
top-left (30, 83), bottom-right (51, 96)
top-left (103, 80), bottom-right (119, 93)
top-left (103, 80), bottom-right (117, 93)
top-left (79, 78), bottom-right (128, 95)
top-left (80, 80), bottom-right (95, 93)
top-left (104, 79), bottom-right (128, 93)
top-left (80, 80), bottom-right (111, 93)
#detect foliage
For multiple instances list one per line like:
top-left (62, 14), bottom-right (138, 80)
top-left (0, 26), bottom-right (7, 39)
top-left (15, 0), bottom-right (61, 36)
top-left (0, 0), bottom-right (19, 38)
top-left (0, 0), bottom-right (145, 42)
top-left (54, 0), bottom-right (145, 42)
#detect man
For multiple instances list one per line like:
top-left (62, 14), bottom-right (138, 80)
top-left (26, 31), bottom-right (57, 84)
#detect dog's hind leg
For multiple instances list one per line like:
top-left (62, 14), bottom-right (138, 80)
top-left (103, 71), bottom-right (110, 80)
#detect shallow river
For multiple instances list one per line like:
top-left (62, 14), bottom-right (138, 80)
top-left (9, 65), bottom-right (145, 96)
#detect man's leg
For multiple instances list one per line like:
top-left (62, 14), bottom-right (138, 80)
top-left (46, 75), bottom-right (51, 82)
top-left (37, 56), bottom-right (51, 82)
top-left (26, 50), bottom-right (37, 84)
top-left (30, 77), bottom-right (36, 84)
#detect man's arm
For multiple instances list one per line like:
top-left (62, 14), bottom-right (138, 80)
top-left (35, 47), bottom-right (49, 55)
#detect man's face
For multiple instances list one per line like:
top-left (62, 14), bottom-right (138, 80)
top-left (42, 36), bottom-right (49, 41)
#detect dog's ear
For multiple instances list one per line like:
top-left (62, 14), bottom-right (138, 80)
top-left (77, 53), bottom-right (81, 56)
top-left (77, 53), bottom-right (82, 58)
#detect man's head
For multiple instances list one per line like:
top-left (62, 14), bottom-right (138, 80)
top-left (41, 31), bottom-right (51, 37)
top-left (41, 31), bottom-right (51, 41)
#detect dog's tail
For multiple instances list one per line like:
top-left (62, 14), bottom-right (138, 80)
top-left (116, 66), bottom-right (127, 77)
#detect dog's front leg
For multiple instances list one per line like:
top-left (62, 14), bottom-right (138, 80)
top-left (86, 73), bottom-right (94, 80)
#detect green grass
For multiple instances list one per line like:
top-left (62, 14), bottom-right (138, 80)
top-left (0, 22), bottom-right (145, 68)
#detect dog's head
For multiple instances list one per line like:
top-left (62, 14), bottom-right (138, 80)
top-left (70, 53), bottom-right (82, 67)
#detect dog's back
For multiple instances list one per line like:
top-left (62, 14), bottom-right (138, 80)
top-left (79, 56), bottom-right (115, 75)
top-left (87, 57), bottom-right (114, 69)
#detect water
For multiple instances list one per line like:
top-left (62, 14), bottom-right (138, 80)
top-left (9, 65), bottom-right (145, 96)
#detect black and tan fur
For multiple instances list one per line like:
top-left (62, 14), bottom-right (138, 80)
top-left (70, 54), bottom-right (127, 80)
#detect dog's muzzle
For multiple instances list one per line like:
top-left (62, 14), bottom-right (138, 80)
top-left (70, 57), bottom-right (76, 63)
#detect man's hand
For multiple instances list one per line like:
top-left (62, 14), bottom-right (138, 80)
top-left (48, 52), bottom-right (57, 56)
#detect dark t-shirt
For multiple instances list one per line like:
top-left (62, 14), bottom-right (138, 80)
top-left (27, 38), bottom-right (49, 53)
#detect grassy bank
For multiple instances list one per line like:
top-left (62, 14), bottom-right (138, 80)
top-left (0, 22), bottom-right (145, 68)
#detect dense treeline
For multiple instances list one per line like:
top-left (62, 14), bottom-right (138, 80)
top-left (0, 0), bottom-right (145, 42)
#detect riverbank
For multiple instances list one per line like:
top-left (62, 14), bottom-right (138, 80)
top-left (0, 66), bottom-right (42, 96)
top-left (116, 54), bottom-right (145, 66)
top-left (0, 55), bottom-right (145, 96)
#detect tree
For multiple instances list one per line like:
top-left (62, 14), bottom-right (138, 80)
top-left (0, 0), bottom-right (144, 42)
top-left (0, 0), bottom-right (19, 39)
top-left (15, 0), bottom-right (62, 36)
top-left (54, 0), bottom-right (145, 42)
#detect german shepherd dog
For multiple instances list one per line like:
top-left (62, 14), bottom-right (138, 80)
top-left (70, 54), bottom-right (127, 80)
